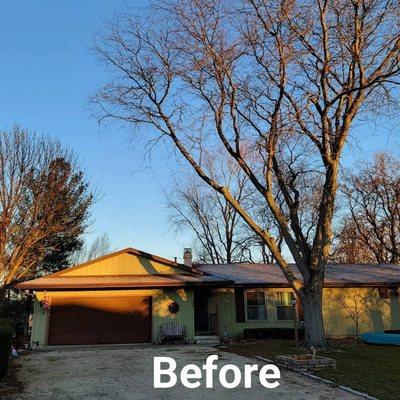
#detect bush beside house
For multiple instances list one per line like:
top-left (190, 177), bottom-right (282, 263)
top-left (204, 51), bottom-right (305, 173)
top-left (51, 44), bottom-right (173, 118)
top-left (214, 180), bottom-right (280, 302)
top-left (243, 327), bottom-right (305, 340)
top-left (0, 318), bottom-right (14, 379)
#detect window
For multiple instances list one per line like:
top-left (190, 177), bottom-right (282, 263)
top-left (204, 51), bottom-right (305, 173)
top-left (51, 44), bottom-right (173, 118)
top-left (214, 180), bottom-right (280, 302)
top-left (378, 287), bottom-right (389, 299)
top-left (378, 287), bottom-right (399, 299)
top-left (275, 292), bottom-right (295, 320)
top-left (245, 291), bottom-right (267, 321)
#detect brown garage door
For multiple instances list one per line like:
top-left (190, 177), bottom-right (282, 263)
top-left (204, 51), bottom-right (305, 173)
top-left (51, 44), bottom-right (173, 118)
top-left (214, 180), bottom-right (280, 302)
top-left (48, 296), bottom-right (151, 345)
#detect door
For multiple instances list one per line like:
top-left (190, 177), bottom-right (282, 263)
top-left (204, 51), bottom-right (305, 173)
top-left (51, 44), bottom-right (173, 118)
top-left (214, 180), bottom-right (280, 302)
top-left (48, 296), bottom-right (151, 345)
top-left (194, 289), bottom-right (209, 333)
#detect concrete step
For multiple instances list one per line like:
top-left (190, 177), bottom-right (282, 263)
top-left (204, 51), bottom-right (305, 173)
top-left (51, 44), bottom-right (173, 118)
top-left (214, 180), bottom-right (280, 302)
top-left (195, 335), bottom-right (220, 345)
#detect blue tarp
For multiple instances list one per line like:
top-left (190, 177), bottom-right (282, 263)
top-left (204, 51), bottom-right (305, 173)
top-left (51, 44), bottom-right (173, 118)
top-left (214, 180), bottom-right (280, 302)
top-left (360, 332), bottom-right (400, 346)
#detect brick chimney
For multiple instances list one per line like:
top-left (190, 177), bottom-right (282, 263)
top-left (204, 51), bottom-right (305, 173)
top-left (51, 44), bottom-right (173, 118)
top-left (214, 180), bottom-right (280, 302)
top-left (183, 248), bottom-right (193, 269)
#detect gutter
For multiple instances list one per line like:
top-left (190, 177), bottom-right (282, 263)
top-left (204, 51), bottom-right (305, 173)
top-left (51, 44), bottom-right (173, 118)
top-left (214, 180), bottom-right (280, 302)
top-left (14, 280), bottom-right (235, 291)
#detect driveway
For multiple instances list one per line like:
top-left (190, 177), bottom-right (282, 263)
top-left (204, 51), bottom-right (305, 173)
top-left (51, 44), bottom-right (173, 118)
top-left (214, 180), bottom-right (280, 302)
top-left (7, 345), bottom-right (364, 400)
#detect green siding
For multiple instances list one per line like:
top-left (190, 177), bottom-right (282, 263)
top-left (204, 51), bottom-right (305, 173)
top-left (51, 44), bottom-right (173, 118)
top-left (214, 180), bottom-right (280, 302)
top-left (31, 286), bottom-right (400, 346)
top-left (152, 288), bottom-right (195, 342)
top-left (216, 287), bottom-right (400, 339)
top-left (323, 287), bottom-right (400, 337)
top-left (215, 288), bottom-right (295, 338)
top-left (31, 299), bottom-right (48, 346)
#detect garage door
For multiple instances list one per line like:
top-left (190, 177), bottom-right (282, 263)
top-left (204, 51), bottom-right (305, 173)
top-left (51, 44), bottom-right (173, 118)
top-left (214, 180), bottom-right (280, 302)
top-left (48, 296), bottom-right (151, 345)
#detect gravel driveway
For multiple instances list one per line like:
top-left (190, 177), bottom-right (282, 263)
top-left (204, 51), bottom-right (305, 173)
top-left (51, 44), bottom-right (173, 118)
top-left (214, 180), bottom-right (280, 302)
top-left (7, 345), bottom-right (364, 400)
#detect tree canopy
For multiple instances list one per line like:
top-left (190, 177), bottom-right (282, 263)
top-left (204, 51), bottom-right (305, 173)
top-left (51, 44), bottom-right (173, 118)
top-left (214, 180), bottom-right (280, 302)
top-left (0, 127), bottom-right (94, 294)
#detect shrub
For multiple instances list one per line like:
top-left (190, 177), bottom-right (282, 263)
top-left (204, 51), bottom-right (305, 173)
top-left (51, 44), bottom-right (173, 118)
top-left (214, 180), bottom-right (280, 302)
top-left (0, 318), bottom-right (14, 379)
top-left (243, 327), bottom-right (304, 340)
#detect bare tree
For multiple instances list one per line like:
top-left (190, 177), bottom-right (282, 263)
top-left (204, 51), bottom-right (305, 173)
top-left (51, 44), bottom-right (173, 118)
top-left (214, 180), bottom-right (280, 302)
top-left (330, 219), bottom-right (376, 263)
top-left (70, 232), bottom-right (112, 265)
top-left (166, 156), bottom-right (281, 263)
top-left (91, 0), bottom-right (400, 346)
top-left (0, 127), bottom-right (94, 296)
top-left (332, 152), bottom-right (400, 264)
top-left (86, 232), bottom-right (112, 260)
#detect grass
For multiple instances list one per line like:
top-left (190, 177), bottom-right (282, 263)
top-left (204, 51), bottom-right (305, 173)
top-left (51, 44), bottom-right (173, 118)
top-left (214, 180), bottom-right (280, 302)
top-left (221, 339), bottom-right (400, 400)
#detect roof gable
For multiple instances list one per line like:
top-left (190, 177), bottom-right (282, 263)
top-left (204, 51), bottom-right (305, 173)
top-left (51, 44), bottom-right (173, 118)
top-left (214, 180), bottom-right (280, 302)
top-left (56, 248), bottom-right (188, 277)
top-left (16, 247), bottom-right (234, 290)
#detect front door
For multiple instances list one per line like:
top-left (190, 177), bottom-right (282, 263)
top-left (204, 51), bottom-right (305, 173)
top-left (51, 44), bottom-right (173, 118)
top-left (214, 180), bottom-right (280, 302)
top-left (194, 289), bottom-right (209, 333)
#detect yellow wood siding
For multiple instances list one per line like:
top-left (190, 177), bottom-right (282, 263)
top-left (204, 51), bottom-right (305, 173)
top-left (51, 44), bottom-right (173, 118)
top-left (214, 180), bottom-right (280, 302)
top-left (62, 253), bottom-right (186, 276)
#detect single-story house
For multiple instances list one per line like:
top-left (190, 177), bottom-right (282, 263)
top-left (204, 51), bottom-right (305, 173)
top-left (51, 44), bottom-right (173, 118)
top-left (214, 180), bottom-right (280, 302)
top-left (16, 247), bottom-right (400, 346)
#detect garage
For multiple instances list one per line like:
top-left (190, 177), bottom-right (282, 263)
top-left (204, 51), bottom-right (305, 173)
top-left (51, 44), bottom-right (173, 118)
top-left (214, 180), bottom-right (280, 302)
top-left (48, 296), bottom-right (152, 345)
top-left (16, 247), bottom-right (227, 346)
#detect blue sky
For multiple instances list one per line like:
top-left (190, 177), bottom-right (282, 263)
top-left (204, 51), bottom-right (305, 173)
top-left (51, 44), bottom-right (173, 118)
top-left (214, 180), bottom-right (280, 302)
top-left (0, 0), bottom-right (189, 261)
top-left (0, 1), bottom-right (399, 262)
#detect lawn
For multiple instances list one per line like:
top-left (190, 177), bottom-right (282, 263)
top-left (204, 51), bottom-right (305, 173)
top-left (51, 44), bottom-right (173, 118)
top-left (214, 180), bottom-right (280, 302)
top-left (221, 339), bottom-right (400, 400)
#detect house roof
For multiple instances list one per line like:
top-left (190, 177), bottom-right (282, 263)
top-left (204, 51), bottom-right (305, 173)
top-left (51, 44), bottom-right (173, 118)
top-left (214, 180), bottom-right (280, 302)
top-left (15, 247), bottom-right (232, 291)
top-left (15, 273), bottom-right (229, 290)
top-left (15, 246), bottom-right (400, 291)
top-left (196, 262), bottom-right (400, 287)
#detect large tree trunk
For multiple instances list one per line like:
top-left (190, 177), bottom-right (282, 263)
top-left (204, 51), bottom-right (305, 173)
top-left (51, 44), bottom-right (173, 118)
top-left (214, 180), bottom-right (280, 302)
top-left (299, 284), bottom-right (326, 348)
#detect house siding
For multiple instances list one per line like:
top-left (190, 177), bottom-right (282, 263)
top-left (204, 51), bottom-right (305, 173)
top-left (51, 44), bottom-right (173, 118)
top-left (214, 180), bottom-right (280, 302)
top-left (61, 252), bottom-right (186, 276)
top-left (323, 287), bottom-right (400, 337)
top-left (31, 298), bottom-right (49, 346)
top-left (31, 286), bottom-right (400, 346)
top-left (215, 288), bottom-right (296, 338)
top-left (32, 288), bottom-right (195, 346)
top-left (152, 288), bottom-right (195, 342)
top-left (214, 287), bottom-right (400, 339)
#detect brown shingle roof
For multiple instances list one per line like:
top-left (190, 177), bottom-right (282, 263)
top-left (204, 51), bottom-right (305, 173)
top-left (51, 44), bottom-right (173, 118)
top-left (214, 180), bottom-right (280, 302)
top-left (15, 245), bottom-right (400, 291)
top-left (196, 263), bottom-right (400, 287)
top-left (16, 273), bottom-right (231, 290)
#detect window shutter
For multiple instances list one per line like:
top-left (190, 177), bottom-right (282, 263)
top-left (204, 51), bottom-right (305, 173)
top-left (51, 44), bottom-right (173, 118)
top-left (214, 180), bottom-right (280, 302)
top-left (378, 287), bottom-right (389, 299)
top-left (235, 288), bottom-right (246, 322)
